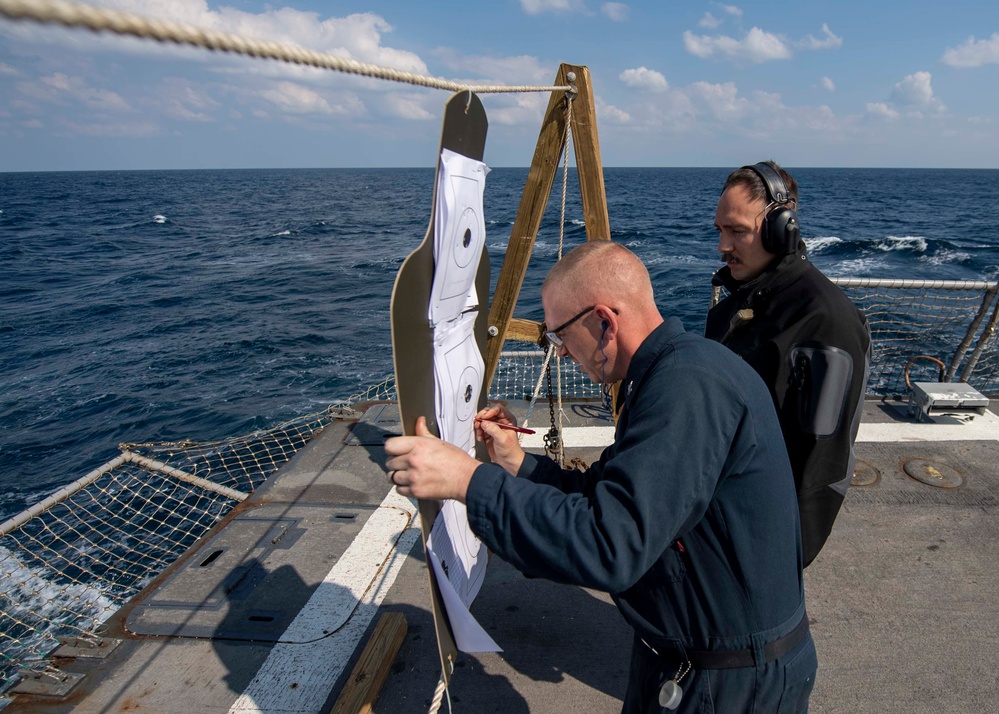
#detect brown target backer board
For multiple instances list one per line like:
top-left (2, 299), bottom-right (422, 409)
top-left (388, 90), bottom-right (490, 686)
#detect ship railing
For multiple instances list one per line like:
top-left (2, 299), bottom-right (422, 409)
top-left (0, 378), bottom-right (398, 698)
top-left (830, 278), bottom-right (998, 396)
top-left (708, 277), bottom-right (999, 399)
top-left (2, 277), bottom-right (998, 696)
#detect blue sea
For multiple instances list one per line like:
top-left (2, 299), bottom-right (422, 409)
top-left (1, 167), bottom-right (998, 521)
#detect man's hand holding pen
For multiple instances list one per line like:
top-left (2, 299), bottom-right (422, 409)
top-left (473, 405), bottom-right (527, 475)
top-left (384, 406), bottom-right (527, 502)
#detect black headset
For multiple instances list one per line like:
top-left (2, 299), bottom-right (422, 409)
top-left (743, 162), bottom-right (800, 255)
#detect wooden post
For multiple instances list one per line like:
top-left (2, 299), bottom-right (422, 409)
top-left (569, 66), bottom-right (611, 242)
top-left (483, 63), bottom-right (609, 388)
top-left (327, 612), bottom-right (408, 714)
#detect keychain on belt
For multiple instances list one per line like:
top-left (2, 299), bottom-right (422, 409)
top-left (642, 638), bottom-right (692, 710)
top-left (658, 659), bottom-right (691, 710)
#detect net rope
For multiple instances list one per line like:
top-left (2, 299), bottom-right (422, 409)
top-left (0, 0), bottom-right (570, 95)
top-left (0, 377), bottom-right (397, 694)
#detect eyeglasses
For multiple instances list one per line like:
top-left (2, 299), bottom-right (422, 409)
top-left (543, 305), bottom-right (595, 347)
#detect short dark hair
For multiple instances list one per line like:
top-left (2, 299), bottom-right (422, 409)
top-left (722, 160), bottom-right (798, 208)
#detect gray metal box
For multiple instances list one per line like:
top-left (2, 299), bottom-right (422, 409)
top-left (909, 381), bottom-right (989, 421)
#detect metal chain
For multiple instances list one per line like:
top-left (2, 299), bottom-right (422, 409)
top-left (543, 92), bottom-right (575, 467)
top-left (543, 357), bottom-right (562, 464)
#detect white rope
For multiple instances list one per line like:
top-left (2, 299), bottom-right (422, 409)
top-left (557, 97), bottom-right (572, 263)
top-left (552, 96), bottom-right (575, 466)
top-left (427, 672), bottom-right (451, 714)
top-left (0, 0), bottom-right (570, 95)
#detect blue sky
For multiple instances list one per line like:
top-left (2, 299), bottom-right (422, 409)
top-left (1, 0), bottom-right (998, 171)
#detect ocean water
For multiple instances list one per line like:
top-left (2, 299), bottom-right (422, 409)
top-left (1, 167), bottom-right (998, 521)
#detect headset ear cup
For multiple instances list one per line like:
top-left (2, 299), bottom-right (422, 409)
top-left (762, 206), bottom-right (800, 255)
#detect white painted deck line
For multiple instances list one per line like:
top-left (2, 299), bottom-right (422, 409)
top-left (517, 409), bottom-right (998, 451)
top-left (855, 409), bottom-right (999, 442)
top-left (519, 426), bottom-right (616, 449)
top-left (228, 489), bottom-right (419, 714)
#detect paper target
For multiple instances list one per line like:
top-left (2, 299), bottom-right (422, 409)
top-left (429, 153), bottom-right (489, 327)
top-left (438, 177), bottom-right (484, 303)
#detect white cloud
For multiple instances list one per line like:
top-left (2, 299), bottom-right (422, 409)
top-left (889, 71), bottom-right (946, 113)
top-left (519, 0), bottom-right (587, 15)
top-left (0, 62), bottom-right (19, 76)
top-left (699, 13), bottom-right (722, 29)
top-left (864, 71), bottom-right (945, 121)
top-left (615, 76), bottom-right (852, 146)
top-left (866, 102), bottom-right (900, 120)
top-left (798, 24), bottom-right (842, 51)
top-left (433, 51), bottom-right (552, 86)
top-left (821, 76), bottom-right (835, 92)
top-left (684, 22), bottom-right (840, 65)
top-left (257, 81), bottom-right (360, 116)
top-left (687, 81), bottom-right (750, 121)
top-left (155, 78), bottom-right (220, 122)
top-left (619, 67), bottom-right (669, 92)
top-left (597, 98), bottom-right (631, 123)
top-left (602, 3), bottom-right (629, 22)
top-left (382, 93), bottom-right (435, 121)
top-left (59, 119), bottom-right (159, 137)
top-left (683, 27), bottom-right (792, 63)
top-left (719, 4), bottom-right (743, 18)
top-left (36, 73), bottom-right (131, 111)
top-left (484, 92), bottom-right (549, 127)
top-left (942, 33), bottom-right (999, 68)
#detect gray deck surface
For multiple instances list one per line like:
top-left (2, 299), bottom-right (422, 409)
top-left (5, 399), bottom-right (997, 713)
top-left (378, 398), bottom-right (999, 714)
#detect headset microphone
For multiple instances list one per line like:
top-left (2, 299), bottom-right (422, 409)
top-left (743, 162), bottom-right (800, 256)
top-left (598, 322), bottom-right (611, 408)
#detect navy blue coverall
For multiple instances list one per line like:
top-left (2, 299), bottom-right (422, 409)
top-left (465, 318), bottom-right (816, 713)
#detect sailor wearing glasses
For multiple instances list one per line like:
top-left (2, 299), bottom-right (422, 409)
top-left (386, 241), bottom-right (815, 713)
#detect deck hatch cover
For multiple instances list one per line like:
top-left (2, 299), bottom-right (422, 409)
top-left (345, 403), bottom-right (402, 445)
top-left (125, 503), bottom-right (372, 640)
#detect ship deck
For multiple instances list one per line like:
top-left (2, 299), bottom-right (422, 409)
top-left (6, 397), bottom-right (998, 713)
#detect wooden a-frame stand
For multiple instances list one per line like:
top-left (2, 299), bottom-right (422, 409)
top-left (484, 63), bottom-right (610, 387)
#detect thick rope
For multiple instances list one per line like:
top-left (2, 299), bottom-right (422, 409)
top-left (557, 97), bottom-right (573, 263)
top-left (427, 671), bottom-right (451, 714)
top-left (0, 0), bottom-right (570, 95)
top-left (552, 96), bottom-right (575, 465)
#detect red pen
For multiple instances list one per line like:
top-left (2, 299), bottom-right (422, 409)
top-left (475, 418), bottom-right (535, 435)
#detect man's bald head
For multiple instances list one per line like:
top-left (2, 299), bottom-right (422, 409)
top-left (541, 242), bottom-right (664, 384)
top-left (542, 241), bottom-right (656, 313)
